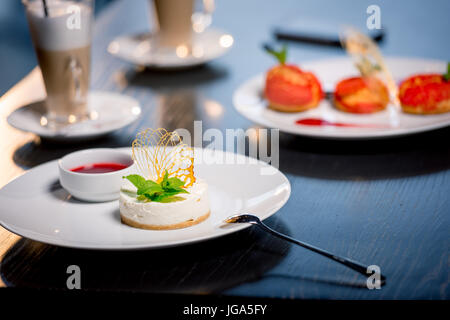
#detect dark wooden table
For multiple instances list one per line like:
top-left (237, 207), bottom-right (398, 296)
top-left (0, 0), bottom-right (449, 299)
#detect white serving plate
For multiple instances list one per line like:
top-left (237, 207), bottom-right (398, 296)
top-left (0, 148), bottom-right (290, 250)
top-left (233, 57), bottom-right (450, 139)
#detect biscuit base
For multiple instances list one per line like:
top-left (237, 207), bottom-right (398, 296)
top-left (401, 101), bottom-right (450, 115)
top-left (121, 211), bottom-right (210, 230)
top-left (268, 101), bottom-right (319, 113)
top-left (334, 99), bottom-right (387, 114)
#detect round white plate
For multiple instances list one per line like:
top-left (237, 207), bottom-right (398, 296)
top-left (108, 28), bottom-right (233, 69)
top-left (0, 148), bottom-right (290, 250)
top-left (7, 91), bottom-right (142, 141)
top-left (233, 57), bottom-right (450, 139)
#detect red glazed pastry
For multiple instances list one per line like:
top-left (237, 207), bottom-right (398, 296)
top-left (399, 64), bottom-right (450, 114)
top-left (264, 46), bottom-right (323, 112)
top-left (334, 76), bottom-right (390, 114)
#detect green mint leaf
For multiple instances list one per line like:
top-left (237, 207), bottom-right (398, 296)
top-left (264, 44), bottom-right (287, 65)
top-left (137, 180), bottom-right (162, 195)
top-left (150, 189), bottom-right (188, 202)
top-left (165, 187), bottom-right (189, 194)
top-left (160, 170), bottom-right (170, 189)
top-left (141, 179), bottom-right (159, 188)
top-left (158, 196), bottom-right (185, 203)
top-left (129, 171), bottom-right (190, 203)
top-left (154, 190), bottom-right (182, 200)
top-left (443, 62), bottom-right (450, 81)
top-left (138, 184), bottom-right (163, 196)
top-left (125, 174), bottom-right (162, 196)
top-left (124, 174), bottom-right (147, 189)
top-left (167, 177), bottom-right (186, 189)
top-left (137, 195), bottom-right (150, 202)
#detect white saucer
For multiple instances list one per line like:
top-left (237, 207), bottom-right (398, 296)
top-left (0, 148), bottom-right (290, 250)
top-left (7, 91), bottom-right (142, 141)
top-left (233, 57), bottom-right (450, 139)
top-left (108, 28), bottom-right (234, 69)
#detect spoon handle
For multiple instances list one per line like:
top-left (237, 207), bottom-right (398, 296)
top-left (256, 221), bottom-right (385, 284)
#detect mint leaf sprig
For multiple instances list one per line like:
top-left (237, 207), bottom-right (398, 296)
top-left (124, 170), bottom-right (188, 203)
top-left (443, 62), bottom-right (450, 82)
top-left (263, 43), bottom-right (287, 65)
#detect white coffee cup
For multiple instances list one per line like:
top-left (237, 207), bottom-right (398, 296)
top-left (150, 0), bottom-right (214, 50)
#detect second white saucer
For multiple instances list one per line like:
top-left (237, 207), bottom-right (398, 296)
top-left (7, 91), bottom-right (142, 141)
top-left (108, 28), bottom-right (234, 69)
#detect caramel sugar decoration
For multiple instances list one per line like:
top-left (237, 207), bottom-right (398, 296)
top-left (131, 128), bottom-right (196, 187)
top-left (340, 26), bottom-right (399, 106)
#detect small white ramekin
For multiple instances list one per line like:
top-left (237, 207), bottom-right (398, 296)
top-left (58, 148), bottom-right (134, 202)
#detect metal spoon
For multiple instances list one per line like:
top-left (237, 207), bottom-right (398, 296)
top-left (225, 214), bottom-right (386, 285)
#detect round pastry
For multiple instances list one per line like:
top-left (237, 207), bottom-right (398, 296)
top-left (265, 65), bottom-right (323, 112)
top-left (120, 178), bottom-right (210, 230)
top-left (399, 74), bottom-right (450, 114)
top-left (334, 76), bottom-right (390, 114)
top-left (263, 45), bottom-right (323, 112)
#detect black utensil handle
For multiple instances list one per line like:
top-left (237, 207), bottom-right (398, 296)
top-left (273, 30), bottom-right (385, 47)
top-left (257, 222), bottom-right (386, 285)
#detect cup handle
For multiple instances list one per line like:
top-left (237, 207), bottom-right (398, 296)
top-left (67, 56), bottom-right (84, 104)
top-left (192, 0), bottom-right (215, 33)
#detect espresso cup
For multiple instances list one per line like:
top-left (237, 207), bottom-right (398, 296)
top-left (24, 0), bottom-right (94, 126)
top-left (150, 0), bottom-right (214, 50)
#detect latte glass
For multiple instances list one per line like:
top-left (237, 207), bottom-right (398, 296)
top-left (23, 0), bottom-right (94, 127)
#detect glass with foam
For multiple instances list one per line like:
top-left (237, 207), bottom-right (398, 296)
top-left (23, 0), bottom-right (93, 127)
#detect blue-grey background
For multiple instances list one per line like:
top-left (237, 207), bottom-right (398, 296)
top-left (1, 0), bottom-right (449, 96)
top-left (1, 0), bottom-right (449, 95)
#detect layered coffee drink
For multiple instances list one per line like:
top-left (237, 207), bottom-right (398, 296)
top-left (152, 0), bottom-right (195, 48)
top-left (25, 0), bottom-right (93, 125)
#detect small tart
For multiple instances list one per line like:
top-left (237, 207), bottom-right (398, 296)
top-left (265, 64), bottom-right (323, 112)
top-left (119, 179), bottom-right (210, 230)
top-left (334, 76), bottom-right (390, 114)
top-left (399, 74), bottom-right (450, 114)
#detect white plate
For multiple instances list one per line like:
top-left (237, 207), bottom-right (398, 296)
top-left (108, 28), bottom-right (233, 69)
top-left (7, 91), bottom-right (142, 141)
top-left (233, 57), bottom-right (450, 139)
top-left (0, 148), bottom-right (290, 250)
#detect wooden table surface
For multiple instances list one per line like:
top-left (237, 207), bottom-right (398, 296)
top-left (0, 0), bottom-right (449, 299)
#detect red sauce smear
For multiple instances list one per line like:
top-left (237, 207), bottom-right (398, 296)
top-left (71, 162), bottom-right (128, 174)
top-left (295, 118), bottom-right (388, 128)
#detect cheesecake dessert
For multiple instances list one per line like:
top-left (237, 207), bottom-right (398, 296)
top-left (264, 45), bottom-right (323, 112)
top-left (120, 177), bottom-right (210, 230)
top-left (119, 128), bottom-right (210, 230)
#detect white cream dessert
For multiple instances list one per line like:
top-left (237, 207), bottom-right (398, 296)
top-left (119, 128), bottom-right (210, 230)
top-left (120, 178), bottom-right (210, 230)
